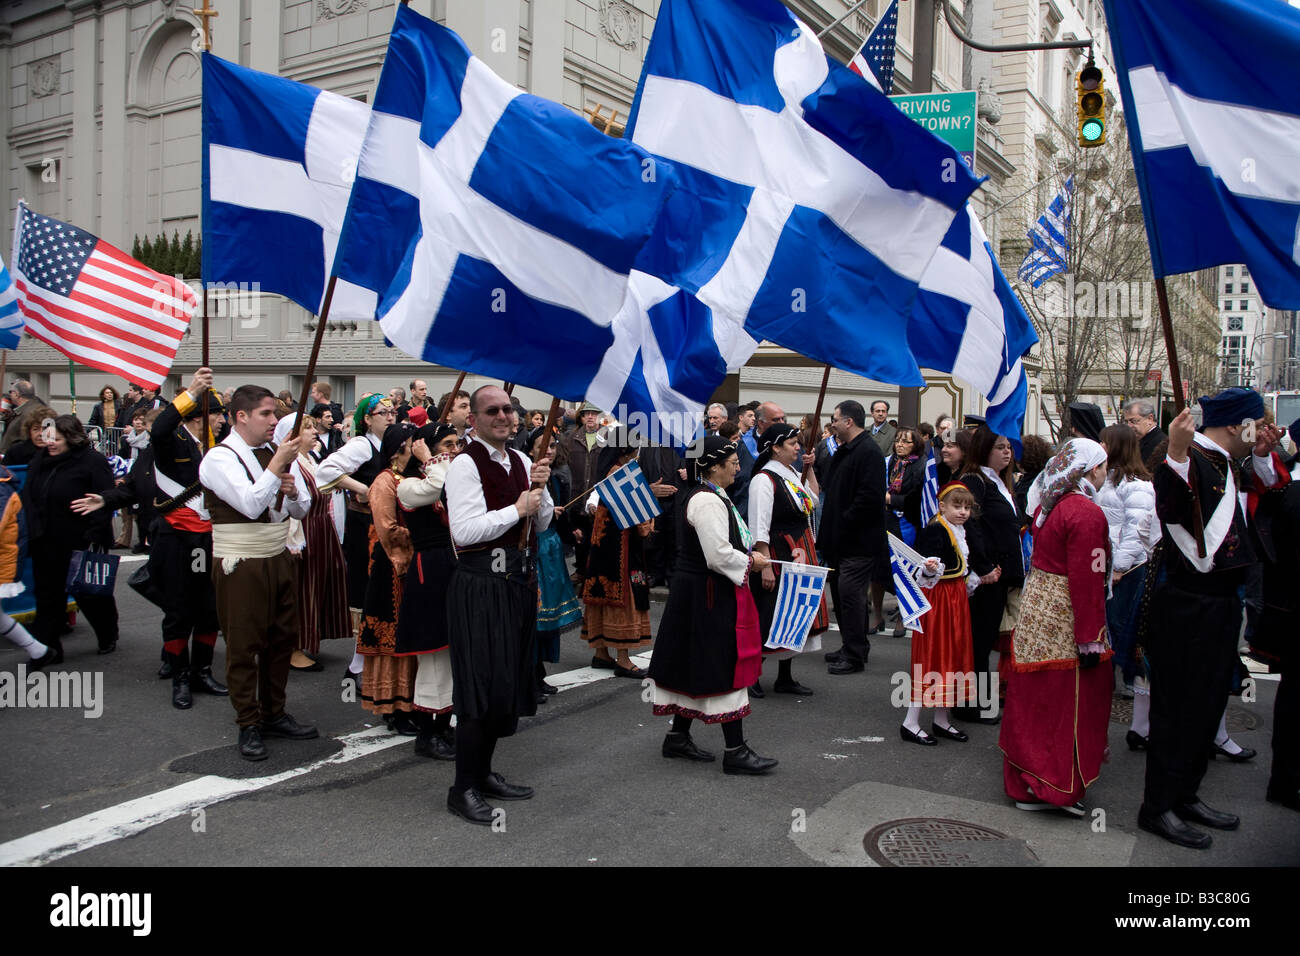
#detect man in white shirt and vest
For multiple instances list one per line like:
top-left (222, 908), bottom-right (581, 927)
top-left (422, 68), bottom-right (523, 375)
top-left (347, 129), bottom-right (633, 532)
top-left (199, 385), bottom-right (316, 761)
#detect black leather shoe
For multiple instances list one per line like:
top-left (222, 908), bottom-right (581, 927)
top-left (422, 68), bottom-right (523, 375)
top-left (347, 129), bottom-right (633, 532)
top-left (1138, 806), bottom-right (1212, 849)
top-left (1126, 730), bottom-right (1149, 751)
top-left (540, 680), bottom-right (559, 695)
top-left (613, 663), bottom-right (647, 679)
top-left (1210, 742), bottom-right (1257, 762)
top-left (1266, 783), bottom-right (1300, 811)
top-left (900, 725), bottom-right (937, 746)
top-left (749, 680), bottom-right (765, 698)
top-left (29, 644), bottom-right (63, 670)
top-left (389, 712), bottom-right (420, 736)
top-left (1174, 800), bottom-right (1240, 830)
top-left (447, 787), bottom-right (496, 825)
top-left (192, 667), bottom-right (229, 696)
top-left (662, 732), bottom-right (716, 762)
top-left (96, 641), bottom-right (117, 655)
top-left (414, 734), bottom-right (456, 760)
top-left (773, 680), bottom-right (814, 696)
top-left (931, 723), bottom-right (969, 742)
top-left (172, 672), bottom-right (193, 710)
top-left (157, 656), bottom-right (172, 679)
top-left (723, 743), bottom-right (778, 775)
top-left (477, 771), bottom-right (534, 800)
top-left (260, 713), bottom-right (319, 739)
top-left (238, 726), bottom-right (268, 761)
top-left (590, 655), bottom-right (617, 671)
top-left (827, 658), bottom-right (864, 675)
top-left (824, 649), bottom-right (844, 662)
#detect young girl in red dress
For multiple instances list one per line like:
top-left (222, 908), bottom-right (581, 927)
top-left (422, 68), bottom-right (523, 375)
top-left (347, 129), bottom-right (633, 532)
top-left (900, 482), bottom-right (984, 746)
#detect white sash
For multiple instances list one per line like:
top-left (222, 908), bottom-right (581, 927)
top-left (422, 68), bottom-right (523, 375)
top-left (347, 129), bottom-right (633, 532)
top-left (211, 523), bottom-right (289, 574)
top-left (1165, 461), bottom-right (1236, 574)
top-left (154, 465), bottom-right (209, 521)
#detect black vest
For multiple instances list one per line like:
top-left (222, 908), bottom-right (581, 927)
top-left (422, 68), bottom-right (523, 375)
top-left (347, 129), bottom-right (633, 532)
top-left (675, 484), bottom-right (746, 577)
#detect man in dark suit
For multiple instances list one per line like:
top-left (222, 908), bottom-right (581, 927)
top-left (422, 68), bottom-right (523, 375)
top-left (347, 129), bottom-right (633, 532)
top-left (868, 400), bottom-right (897, 455)
top-left (817, 399), bottom-right (887, 674)
top-left (1124, 398), bottom-right (1167, 463)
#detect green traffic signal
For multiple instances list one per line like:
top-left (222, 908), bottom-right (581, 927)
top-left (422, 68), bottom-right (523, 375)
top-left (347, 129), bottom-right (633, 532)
top-left (1077, 64), bottom-right (1106, 148)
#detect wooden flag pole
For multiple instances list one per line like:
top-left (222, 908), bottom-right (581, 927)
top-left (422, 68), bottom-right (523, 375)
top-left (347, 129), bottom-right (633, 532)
top-left (439, 370), bottom-right (468, 423)
top-left (1153, 276), bottom-right (1186, 415)
top-left (200, 276), bottom-right (212, 449)
top-left (68, 359), bottom-right (77, 415)
top-left (275, 276), bottom-right (338, 508)
top-left (517, 396), bottom-right (563, 548)
top-left (801, 364), bottom-right (832, 482)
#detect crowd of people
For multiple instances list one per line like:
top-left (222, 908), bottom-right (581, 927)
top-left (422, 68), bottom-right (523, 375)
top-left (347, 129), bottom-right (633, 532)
top-left (0, 373), bottom-right (1296, 847)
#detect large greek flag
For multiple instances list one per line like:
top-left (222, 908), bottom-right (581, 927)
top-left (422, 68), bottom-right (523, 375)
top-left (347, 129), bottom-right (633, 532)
top-left (1018, 177), bottom-right (1072, 288)
top-left (766, 562), bottom-right (829, 652)
top-left (595, 460), bottom-right (662, 530)
top-left (912, 205), bottom-right (1038, 443)
top-left (201, 54), bottom-right (371, 317)
top-left (1103, 0), bottom-right (1300, 308)
top-left (0, 254), bottom-right (21, 349)
top-left (627, 0), bottom-right (981, 387)
top-left (889, 533), bottom-right (931, 632)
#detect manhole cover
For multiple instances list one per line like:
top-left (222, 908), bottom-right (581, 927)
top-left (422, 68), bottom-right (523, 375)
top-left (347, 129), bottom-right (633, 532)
top-left (1110, 699), bottom-right (1256, 731)
top-left (863, 818), bottom-right (1038, 867)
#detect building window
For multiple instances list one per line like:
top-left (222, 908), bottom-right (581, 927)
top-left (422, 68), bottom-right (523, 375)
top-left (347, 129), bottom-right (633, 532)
top-left (1226, 266), bottom-right (1235, 277)
top-left (1241, 282), bottom-right (1250, 294)
top-left (1224, 283), bottom-right (1233, 294)
top-left (1240, 300), bottom-right (1249, 310)
top-left (1241, 266), bottom-right (1249, 277)
top-left (1223, 300), bottom-right (1231, 310)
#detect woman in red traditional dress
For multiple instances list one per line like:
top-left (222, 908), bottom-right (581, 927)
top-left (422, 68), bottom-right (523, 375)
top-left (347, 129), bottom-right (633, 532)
top-left (900, 482), bottom-right (979, 745)
top-left (1000, 438), bottom-right (1113, 815)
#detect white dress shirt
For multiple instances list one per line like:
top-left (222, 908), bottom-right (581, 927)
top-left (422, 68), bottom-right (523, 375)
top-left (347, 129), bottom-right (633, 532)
top-left (687, 489), bottom-right (751, 587)
top-left (445, 437), bottom-right (552, 547)
top-left (747, 460), bottom-right (807, 546)
top-left (199, 429), bottom-right (310, 523)
top-left (315, 432), bottom-right (381, 491)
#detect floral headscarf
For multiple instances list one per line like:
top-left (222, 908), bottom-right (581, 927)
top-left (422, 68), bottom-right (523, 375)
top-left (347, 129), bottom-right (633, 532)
top-left (1025, 438), bottom-right (1107, 528)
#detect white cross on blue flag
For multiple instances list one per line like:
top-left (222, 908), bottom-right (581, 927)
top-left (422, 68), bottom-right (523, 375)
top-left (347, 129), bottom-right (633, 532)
top-left (1103, 0), bottom-right (1300, 308)
top-left (1018, 177), bottom-right (1072, 288)
top-left (766, 562), bottom-right (829, 652)
top-left (0, 254), bottom-right (21, 349)
top-left (595, 459), bottom-right (662, 531)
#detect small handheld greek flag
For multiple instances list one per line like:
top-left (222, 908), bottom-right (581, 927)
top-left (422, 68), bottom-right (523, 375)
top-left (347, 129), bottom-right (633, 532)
top-left (766, 562), bottom-right (829, 652)
top-left (889, 532), bottom-right (931, 633)
top-left (596, 460), bottom-right (661, 530)
top-left (0, 254), bottom-right (24, 349)
top-left (919, 446), bottom-right (939, 527)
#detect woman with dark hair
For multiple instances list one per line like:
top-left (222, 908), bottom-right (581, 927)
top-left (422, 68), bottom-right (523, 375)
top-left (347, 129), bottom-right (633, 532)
top-left (1, 406), bottom-right (56, 467)
top-left (957, 426), bottom-right (1025, 721)
top-left (88, 386), bottom-right (123, 430)
top-left (747, 422), bottom-right (827, 697)
top-left (647, 435), bottom-right (777, 774)
top-left (526, 426), bottom-right (581, 699)
top-left (356, 422), bottom-right (418, 732)
top-left (937, 427), bottom-right (971, 486)
top-left (1014, 434), bottom-right (1054, 517)
top-left (885, 427), bottom-right (927, 545)
top-left (19, 414), bottom-right (120, 659)
top-left (580, 428), bottom-right (652, 678)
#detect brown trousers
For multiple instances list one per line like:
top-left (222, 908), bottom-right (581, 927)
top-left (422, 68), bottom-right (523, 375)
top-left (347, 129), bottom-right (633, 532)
top-left (212, 551), bottom-right (300, 728)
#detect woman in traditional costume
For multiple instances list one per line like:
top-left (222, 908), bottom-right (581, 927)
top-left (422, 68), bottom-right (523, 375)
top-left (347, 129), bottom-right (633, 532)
top-left (1000, 438), bottom-right (1113, 815)
top-left (647, 436), bottom-right (777, 775)
top-left (900, 482), bottom-right (979, 745)
top-left (394, 422), bottom-right (462, 759)
top-left (527, 426), bottom-right (582, 698)
top-left (747, 423), bottom-right (825, 697)
top-left (357, 423), bottom-right (417, 732)
top-left (581, 429), bottom-right (652, 679)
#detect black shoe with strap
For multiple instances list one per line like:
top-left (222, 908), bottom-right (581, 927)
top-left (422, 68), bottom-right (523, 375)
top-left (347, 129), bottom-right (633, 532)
top-left (662, 731), bottom-right (716, 762)
top-left (29, 643), bottom-right (63, 670)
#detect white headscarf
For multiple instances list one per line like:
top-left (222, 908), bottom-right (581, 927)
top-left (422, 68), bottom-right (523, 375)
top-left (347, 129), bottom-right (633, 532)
top-left (1026, 438), bottom-right (1107, 527)
top-left (272, 414), bottom-right (298, 445)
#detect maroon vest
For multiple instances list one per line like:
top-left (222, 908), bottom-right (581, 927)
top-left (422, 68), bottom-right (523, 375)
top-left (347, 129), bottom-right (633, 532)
top-left (460, 440), bottom-right (536, 553)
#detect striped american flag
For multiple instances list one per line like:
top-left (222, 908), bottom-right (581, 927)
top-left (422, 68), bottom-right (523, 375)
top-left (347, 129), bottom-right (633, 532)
top-left (847, 0), bottom-right (898, 94)
top-left (10, 201), bottom-right (195, 387)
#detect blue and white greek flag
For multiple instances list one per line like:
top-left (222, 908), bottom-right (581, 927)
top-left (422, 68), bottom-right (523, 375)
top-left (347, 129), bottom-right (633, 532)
top-left (1103, 0), bottom-right (1300, 308)
top-left (912, 205), bottom-right (1038, 444)
top-left (628, 0), bottom-right (981, 388)
top-left (1018, 177), bottom-right (1072, 288)
top-left (919, 447), bottom-right (939, 528)
top-left (0, 254), bottom-right (21, 349)
top-left (201, 53), bottom-right (371, 318)
top-left (766, 562), bottom-right (829, 652)
top-left (596, 460), bottom-right (662, 530)
top-left (889, 533), bottom-right (931, 632)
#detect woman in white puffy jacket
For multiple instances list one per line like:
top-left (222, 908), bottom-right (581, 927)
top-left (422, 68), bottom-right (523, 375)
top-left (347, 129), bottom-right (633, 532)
top-left (1098, 425), bottom-right (1161, 743)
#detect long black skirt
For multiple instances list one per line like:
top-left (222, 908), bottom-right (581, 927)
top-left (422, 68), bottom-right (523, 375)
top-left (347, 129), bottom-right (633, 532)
top-left (343, 508), bottom-right (372, 612)
top-left (648, 568), bottom-right (757, 698)
top-left (394, 545), bottom-right (455, 655)
top-left (445, 567), bottom-right (538, 736)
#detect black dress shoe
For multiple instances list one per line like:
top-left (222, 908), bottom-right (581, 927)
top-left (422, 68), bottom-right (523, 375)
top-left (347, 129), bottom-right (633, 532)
top-left (1126, 730), bottom-right (1149, 751)
top-left (1174, 800), bottom-right (1240, 830)
top-left (900, 725), bottom-right (938, 746)
top-left (157, 657), bottom-right (172, 679)
top-left (1266, 783), bottom-right (1300, 811)
top-left (590, 655), bottom-right (617, 671)
top-left (773, 680), bottom-right (814, 696)
top-left (447, 787), bottom-right (496, 825)
top-left (29, 644), bottom-right (63, 670)
top-left (723, 743), bottom-right (778, 775)
top-left (613, 663), bottom-right (647, 679)
top-left (260, 713), bottom-right (319, 739)
top-left (931, 723), bottom-right (969, 742)
top-left (192, 667), bottom-right (229, 696)
top-left (238, 726), bottom-right (269, 761)
top-left (389, 712), bottom-right (420, 736)
top-left (824, 649), bottom-right (844, 662)
top-left (749, 680), bottom-right (765, 698)
top-left (1138, 806), bottom-right (1212, 849)
top-left (172, 672), bottom-right (193, 710)
top-left (1210, 742), bottom-right (1257, 762)
top-left (414, 733), bottom-right (456, 760)
top-left (827, 658), bottom-right (864, 675)
top-left (662, 731), bottom-right (716, 762)
top-left (477, 771), bottom-right (534, 800)
top-left (96, 641), bottom-right (117, 656)
top-left (540, 680), bottom-right (559, 695)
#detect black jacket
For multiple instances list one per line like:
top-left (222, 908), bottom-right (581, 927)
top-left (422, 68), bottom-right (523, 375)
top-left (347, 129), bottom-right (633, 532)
top-left (88, 401), bottom-right (125, 430)
top-left (885, 454), bottom-right (927, 529)
top-left (20, 444), bottom-right (116, 551)
top-left (816, 431), bottom-right (887, 561)
top-left (959, 470), bottom-right (1025, 587)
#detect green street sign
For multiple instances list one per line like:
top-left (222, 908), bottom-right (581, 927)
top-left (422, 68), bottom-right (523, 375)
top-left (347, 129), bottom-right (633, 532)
top-left (889, 90), bottom-right (978, 169)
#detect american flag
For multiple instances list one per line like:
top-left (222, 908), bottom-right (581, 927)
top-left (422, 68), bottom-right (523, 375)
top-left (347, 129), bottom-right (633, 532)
top-left (848, 0), bottom-right (899, 94)
top-left (10, 201), bottom-right (195, 387)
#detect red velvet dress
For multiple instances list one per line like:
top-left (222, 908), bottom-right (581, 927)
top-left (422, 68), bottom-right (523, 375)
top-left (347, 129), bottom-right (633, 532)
top-left (1000, 492), bottom-right (1113, 806)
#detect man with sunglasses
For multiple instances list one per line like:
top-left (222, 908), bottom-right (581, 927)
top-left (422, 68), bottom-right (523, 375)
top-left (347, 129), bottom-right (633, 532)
top-left (443, 385), bottom-right (553, 825)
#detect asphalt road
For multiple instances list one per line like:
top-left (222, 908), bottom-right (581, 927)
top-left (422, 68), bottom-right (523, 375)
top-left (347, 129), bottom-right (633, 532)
top-left (1, 560), bottom-right (1295, 869)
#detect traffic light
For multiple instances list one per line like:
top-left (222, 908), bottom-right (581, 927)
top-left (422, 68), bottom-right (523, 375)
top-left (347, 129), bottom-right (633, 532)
top-left (1077, 63), bottom-right (1106, 147)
